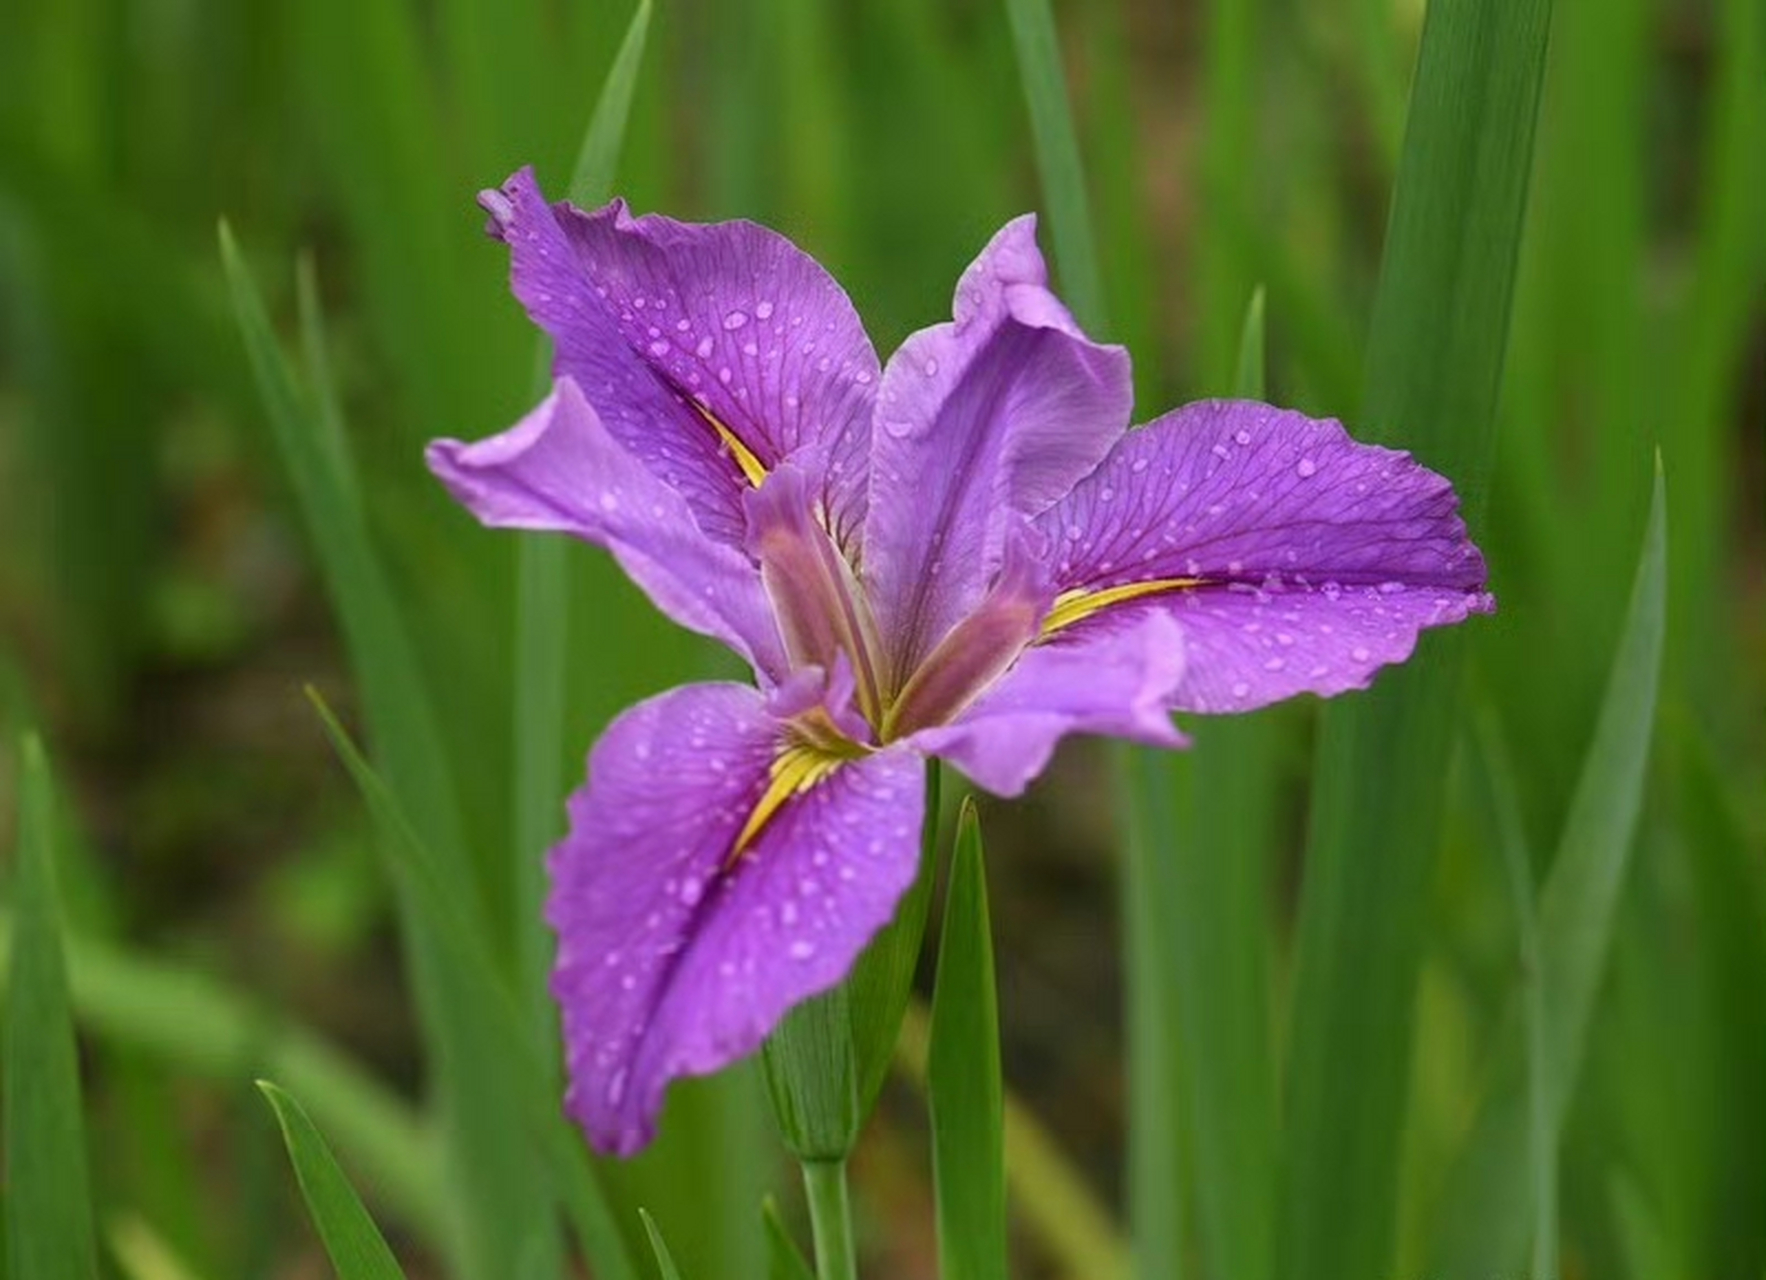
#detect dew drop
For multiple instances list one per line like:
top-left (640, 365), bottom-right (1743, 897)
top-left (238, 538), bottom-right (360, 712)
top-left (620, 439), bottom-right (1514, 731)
top-left (1264, 657), bottom-right (1285, 671)
top-left (1234, 429), bottom-right (1252, 446)
top-left (723, 310), bottom-right (749, 330)
top-left (1296, 457), bottom-right (1317, 478)
top-left (755, 299), bottom-right (774, 320)
top-left (788, 940), bottom-right (817, 961)
top-left (695, 336), bottom-right (715, 359)
top-left (676, 318), bottom-right (692, 332)
top-left (1351, 646), bottom-right (1371, 662)
top-left (648, 340), bottom-right (669, 357)
top-left (1231, 681), bottom-right (1251, 698)
top-left (600, 492), bottom-right (619, 512)
top-left (606, 1068), bottom-right (628, 1106)
top-left (923, 358), bottom-right (939, 377)
top-left (719, 366), bottom-right (733, 384)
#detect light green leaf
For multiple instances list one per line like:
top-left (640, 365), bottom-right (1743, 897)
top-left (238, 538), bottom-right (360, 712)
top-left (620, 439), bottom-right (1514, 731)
top-left (3, 734), bottom-right (99, 1280)
top-left (639, 1210), bottom-right (684, 1280)
top-left (258, 1081), bottom-right (408, 1280)
top-left (1276, 2), bottom-right (1551, 1277)
top-left (928, 799), bottom-right (1006, 1280)
top-left (1432, 463), bottom-right (1668, 1278)
top-left (761, 1199), bottom-right (816, 1280)
top-left (1003, 0), bottom-right (1103, 331)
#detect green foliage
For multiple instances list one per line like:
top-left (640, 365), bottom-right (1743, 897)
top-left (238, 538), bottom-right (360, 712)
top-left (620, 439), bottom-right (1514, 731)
top-left (258, 1081), bottom-right (408, 1280)
top-left (0, 0), bottom-right (1758, 1275)
top-left (4, 736), bottom-right (99, 1280)
top-left (928, 801), bottom-right (1006, 1280)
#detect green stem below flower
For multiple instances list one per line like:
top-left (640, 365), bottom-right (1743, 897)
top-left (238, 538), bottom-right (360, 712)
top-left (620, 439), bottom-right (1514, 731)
top-left (802, 1158), bottom-right (858, 1280)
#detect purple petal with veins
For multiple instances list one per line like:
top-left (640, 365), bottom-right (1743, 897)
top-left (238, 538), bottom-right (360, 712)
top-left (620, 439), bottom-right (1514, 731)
top-left (431, 182), bottom-right (1495, 1154)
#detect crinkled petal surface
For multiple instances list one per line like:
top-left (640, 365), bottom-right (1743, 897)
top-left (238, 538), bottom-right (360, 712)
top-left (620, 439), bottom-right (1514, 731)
top-left (910, 609), bottom-right (1188, 797)
top-left (548, 683), bottom-right (925, 1155)
top-left (864, 216), bottom-right (1133, 679)
top-left (482, 168), bottom-right (880, 547)
top-left (1035, 399), bottom-right (1493, 711)
top-left (427, 378), bottom-right (787, 682)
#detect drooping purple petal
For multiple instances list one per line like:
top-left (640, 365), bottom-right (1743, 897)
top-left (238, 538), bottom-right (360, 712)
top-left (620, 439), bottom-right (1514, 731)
top-left (1032, 399), bottom-right (1493, 711)
top-left (548, 682), bottom-right (924, 1155)
top-left (482, 168), bottom-right (880, 547)
top-left (908, 608), bottom-right (1188, 797)
top-left (864, 216), bottom-right (1133, 681)
top-left (428, 378), bottom-right (788, 683)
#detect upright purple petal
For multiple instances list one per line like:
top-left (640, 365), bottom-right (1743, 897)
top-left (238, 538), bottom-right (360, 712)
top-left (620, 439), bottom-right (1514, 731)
top-left (1033, 399), bottom-right (1494, 710)
top-left (909, 609), bottom-right (1188, 797)
top-left (428, 378), bottom-right (787, 682)
top-left (483, 168), bottom-right (880, 546)
top-left (548, 683), bottom-right (924, 1155)
top-left (864, 216), bottom-right (1133, 681)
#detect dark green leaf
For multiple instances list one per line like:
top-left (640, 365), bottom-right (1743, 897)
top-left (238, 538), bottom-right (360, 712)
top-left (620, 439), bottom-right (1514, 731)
top-left (3, 735), bottom-right (98, 1280)
top-left (928, 799), bottom-right (1006, 1280)
top-left (1275, 3), bottom-right (1551, 1277)
top-left (258, 1081), bottom-right (407, 1280)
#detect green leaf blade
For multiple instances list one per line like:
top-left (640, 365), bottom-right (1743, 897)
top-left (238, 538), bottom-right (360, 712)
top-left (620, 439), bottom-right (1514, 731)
top-left (1432, 462), bottom-right (1669, 1278)
top-left (1277, 2), bottom-right (1553, 1278)
top-left (4, 735), bottom-right (99, 1280)
top-left (928, 799), bottom-right (1006, 1280)
top-left (258, 1081), bottom-right (408, 1280)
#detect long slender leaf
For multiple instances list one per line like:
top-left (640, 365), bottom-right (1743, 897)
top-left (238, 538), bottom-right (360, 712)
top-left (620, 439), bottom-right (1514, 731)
top-left (224, 224), bottom-right (557, 1280)
top-left (259, 1082), bottom-right (408, 1280)
top-left (3, 735), bottom-right (98, 1280)
top-left (305, 691), bottom-right (638, 1280)
top-left (1003, 0), bottom-right (1104, 330)
top-left (762, 1200), bottom-right (816, 1280)
top-left (1145, 288), bottom-right (1281, 1280)
top-left (1277, 2), bottom-right (1552, 1278)
top-left (928, 800), bottom-right (1006, 1280)
top-left (1432, 464), bottom-right (1668, 1278)
top-left (0, 912), bottom-right (440, 1241)
top-left (512, 0), bottom-right (654, 1054)
top-left (639, 1211), bottom-right (684, 1280)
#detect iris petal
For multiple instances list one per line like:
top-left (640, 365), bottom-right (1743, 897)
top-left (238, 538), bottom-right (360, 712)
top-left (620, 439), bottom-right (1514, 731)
top-left (548, 682), bottom-right (923, 1155)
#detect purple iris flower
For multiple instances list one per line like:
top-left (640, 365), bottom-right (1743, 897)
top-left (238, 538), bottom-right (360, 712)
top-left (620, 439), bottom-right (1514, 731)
top-left (427, 168), bottom-right (1493, 1156)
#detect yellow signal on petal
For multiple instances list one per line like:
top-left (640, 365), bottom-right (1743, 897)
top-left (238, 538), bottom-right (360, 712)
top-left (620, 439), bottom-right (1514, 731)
top-left (1038, 577), bottom-right (1208, 638)
top-left (727, 738), bottom-right (863, 866)
top-left (689, 399), bottom-right (769, 487)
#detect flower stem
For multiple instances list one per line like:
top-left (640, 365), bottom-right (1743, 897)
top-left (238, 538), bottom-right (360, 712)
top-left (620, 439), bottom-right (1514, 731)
top-left (802, 1158), bottom-right (858, 1280)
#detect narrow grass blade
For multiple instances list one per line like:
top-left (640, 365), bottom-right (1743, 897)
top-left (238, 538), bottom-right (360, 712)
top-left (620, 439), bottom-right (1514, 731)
top-left (1193, 0), bottom-right (1260, 392)
top-left (1142, 286), bottom-right (1280, 1280)
top-left (224, 225), bottom-right (558, 1280)
top-left (513, 0), bottom-right (654, 1051)
top-left (762, 1199), bottom-right (815, 1280)
top-left (0, 913), bottom-right (441, 1242)
top-left (639, 1211), bottom-right (684, 1280)
top-left (305, 692), bottom-right (638, 1280)
top-left (896, 1002), bottom-right (1127, 1280)
top-left (1468, 710), bottom-right (1554, 1275)
top-left (3, 734), bottom-right (99, 1280)
top-left (1003, 0), bottom-right (1104, 330)
top-left (1277, 2), bottom-right (1551, 1278)
top-left (258, 1082), bottom-right (408, 1280)
top-left (1432, 464), bottom-right (1667, 1278)
top-left (928, 799), bottom-right (1006, 1280)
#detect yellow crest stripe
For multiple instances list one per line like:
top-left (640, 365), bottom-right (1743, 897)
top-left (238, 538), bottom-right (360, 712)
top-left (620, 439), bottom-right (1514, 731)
top-left (689, 399), bottom-right (769, 487)
top-left (726, 741), bottom-right (853, 865)
top-left (1038, 577), bottom-right (1208, 638)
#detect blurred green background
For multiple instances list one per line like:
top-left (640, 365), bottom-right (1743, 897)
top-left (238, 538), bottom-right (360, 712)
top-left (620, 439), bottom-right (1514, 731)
top-left (0, 0), bottom-right (1760, 1276)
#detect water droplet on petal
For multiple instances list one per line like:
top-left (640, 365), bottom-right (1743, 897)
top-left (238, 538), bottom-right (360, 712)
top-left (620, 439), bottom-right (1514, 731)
top-left (1352, 646), bottom-right (1371, 662)
top-left (1231, 681), bottom-right (1251, 698)
top-left (755, 300), bottom-right (774, 320)
top-left (788, 940), bottom-right (817, 961)
top-left (724, 310), bottom-right (749, 330)
top-left (1296, 457), bottom-right (1317, 478)
top-left (1234, 429), bottom-right (1252, 446)
top-left (923, 358), bottom-right (939, 376)
top-left (606, 1068), bottom-right (628, 1106)
top-left (648, 340), bottom-right (669, 357)
top-left (695, 336), bottom-right (715, 358)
